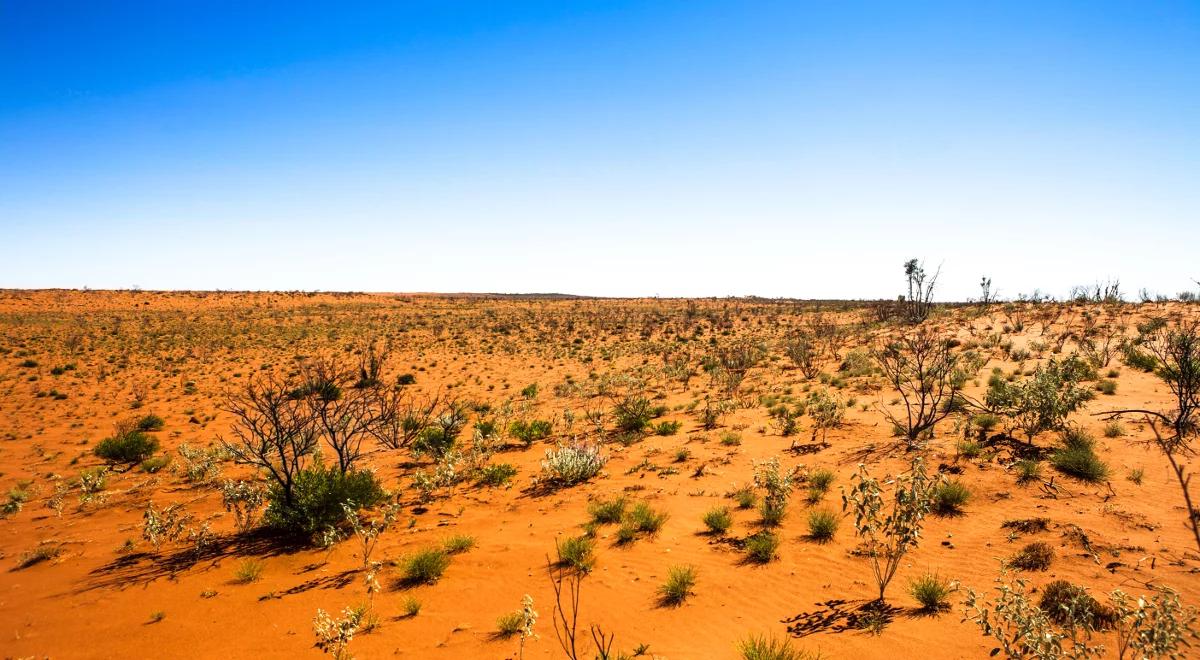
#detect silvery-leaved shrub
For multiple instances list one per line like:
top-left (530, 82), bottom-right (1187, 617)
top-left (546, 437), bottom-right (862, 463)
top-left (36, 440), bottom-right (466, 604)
top-left (540, 442), bottom-right (607, 487)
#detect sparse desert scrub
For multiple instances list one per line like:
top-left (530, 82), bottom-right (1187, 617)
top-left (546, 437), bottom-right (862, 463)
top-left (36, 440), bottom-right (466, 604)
top-left (5, 292), bottom-right (1200, 659)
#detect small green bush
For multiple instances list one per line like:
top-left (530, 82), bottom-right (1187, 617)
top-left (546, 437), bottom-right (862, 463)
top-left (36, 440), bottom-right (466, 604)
top-left (658, 565), bottom-right (697, 605)
top-left (1014, 459), bottom-right (1043, 485)
top-left (738, 634), bottom-right (814, 660)
top-left (932, 480), bottom-right (971, 515)
top-left (759, 498), bottom-right (787, 527)
top-left (588, 497), bottom-right (627, 525)
top-left (136, 414), bottom-right (165, 432)
top-left (613, 395), bottom-right (654, 433)
top-left (509, 419), bottom-right (552, 445)
top-left (476, 463), bottom-right (517, 487)
top-left (139, 455), bottom-right (170, 473)
top-left (733, 487), bottom-right (757, 509)
top-left (402, 548), bottom-right (450, 585)
top-left (744, 531), bottom-right (779, 564)
top-left (908, 572), bottom-right (952, 611)
top-left (806, 509), bottom-right (838, 542)
top-left (1051, 430), bottom-right (1110, 482)
top-left (496, 610), bottom-right (524, 636)
top-left (94, 430), bottom-right (159, 464)
top-left (703, 506), bottom-right (733, 535)
top-left (628, 502), bottom-right (669, 534)
top-left (556, 535), bottom-right (596, 573)
top-left (654, 420), bottom-right (682, 436)
top-left (443, 534), bottom-right (475, 554)
top-left (234, 558), bottom-right (264, 584)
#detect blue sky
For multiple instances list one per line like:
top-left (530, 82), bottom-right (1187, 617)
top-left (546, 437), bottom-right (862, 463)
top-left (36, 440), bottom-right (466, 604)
top-left (2, 1), bottom-right (1198, 298)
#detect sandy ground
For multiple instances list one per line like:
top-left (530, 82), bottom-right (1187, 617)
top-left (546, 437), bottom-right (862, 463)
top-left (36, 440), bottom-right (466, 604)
top-left (0, 290), bottom-right (1197, 659)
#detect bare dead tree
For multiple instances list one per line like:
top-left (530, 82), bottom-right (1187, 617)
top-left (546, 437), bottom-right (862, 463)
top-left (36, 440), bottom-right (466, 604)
top-left (221, 376), bottom-right (318, 509)
top-left (978, 276), bottom-right (995, 311)
top-left (547, 557), bottom-right (620, 660)
top-left (369, 388), bottom-right (440, 450)
top-left (902, 258), bottom-right (940, 324)
top-left (298, 357), bottom-right (394, 474)
top-left (874, 329), bottom-right (959, 446)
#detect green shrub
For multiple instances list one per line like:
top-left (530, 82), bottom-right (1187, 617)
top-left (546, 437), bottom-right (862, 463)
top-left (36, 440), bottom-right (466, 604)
top-left (1096, 379), bottom-right (1117, 395)
top-left (136, 414), bottom-right (165, 432)
top-left (509, 419), bottom-right (552, 445)
top-left (806, 468), bottom-right (835, 501)
top-left (628, 502), bottom-right (668, 534)
top-left (759, 498), bottom-right (787, 527)
top-left (658, 565), bottom-right (697, 605)
top-left (234, 558), bottom-right (264, 583)
top-left (654, 420), bottom-right (682, 436)
top-left (613, 395), bottom-right (654, 432)
top-left (744, 531), bottom-right (779, 564)
top-left (1051, 430), bottom-right (1110, 482)
top-left (956, 440), bottom-right (982, 459)
top-left (556, 535), bottom-right (596, 573)
top-left (443, 534), bottom-right (475, 554)
top-left (733, 487), bottom-right (757, 509)
top-left (1122, 346), bottom-right (1158, 372)
top-left (588, 497), bottom-right (627, 525)
top-left (402, 596), bottom-right (422, 616)
top-left (703, 506), bottom-right (733, 535)
top-left (139, 455), bottom-right (170, 473)
top-left (496, 610), bottom-right (524, 636)
top-left (806, 508), bottom-right (838, 542)
top-left (263, 462), bottom-right (385, 536)
top-left (932, 480), bottom-right (971, 515)
top-left (738, 634), bottom-right (814, 660)
top-left (1103, 421), bottom-right (1125, 438)
top-left (1014, 459), bottom-right (1043, 484)
top-left (476, 463), bottom-right (517, 487)
top-left (94, 430), bottom-right (159, 464)
top-left (402, 548), bottom-right (450, 585)
top-left (973, 413), bottom-right (1000, 432)
top-left (909, 572), bottom-right (952, 611)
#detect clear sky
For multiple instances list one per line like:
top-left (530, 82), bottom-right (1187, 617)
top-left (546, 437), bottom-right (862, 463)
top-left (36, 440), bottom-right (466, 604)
top-left (2, 1), bottom-right (1198, 299)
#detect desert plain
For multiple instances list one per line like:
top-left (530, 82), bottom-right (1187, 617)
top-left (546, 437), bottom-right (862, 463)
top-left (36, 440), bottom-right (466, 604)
top-left (0, 289), bottom-right (1198, 659)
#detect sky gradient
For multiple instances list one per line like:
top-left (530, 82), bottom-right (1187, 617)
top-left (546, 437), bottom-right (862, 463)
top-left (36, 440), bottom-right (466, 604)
top-left (2, 1), bottom-right (1198, 299)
